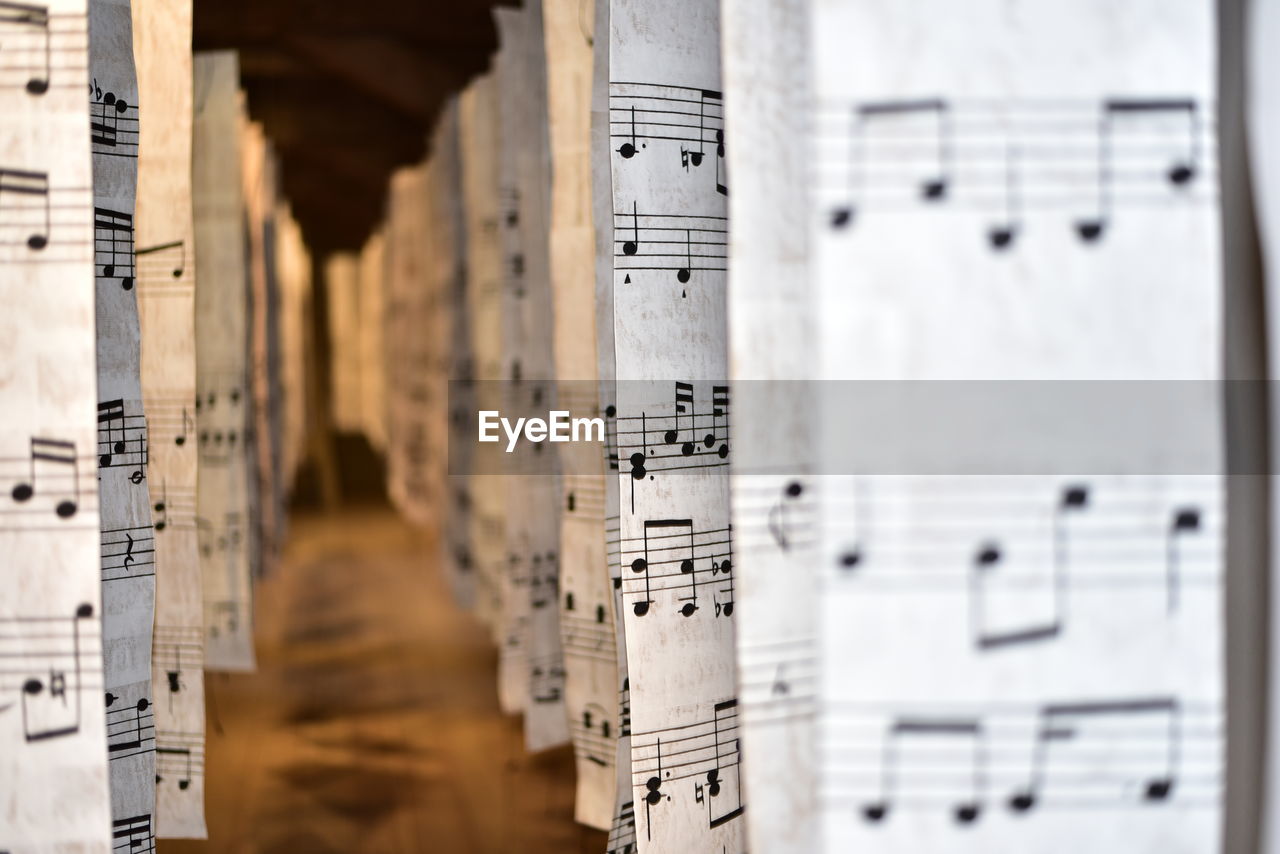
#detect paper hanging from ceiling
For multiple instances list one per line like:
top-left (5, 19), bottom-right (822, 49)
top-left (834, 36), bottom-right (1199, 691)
top-left (458, 72), bottom-right (508, 642)
top-left (808, 1), bottom-right (1223, 850)
top-left (193, 50), bottom-right (255, 672)
top-left (90, 0), bottom-right (158, 843)
top-left (721, 0), bottom-right (817, 852)
top-left (0, 0), bottom-right (112, 849)
top-left (607, 0), bottom-right (744, 850)
top-left (132, 0), bottom-right (206, 835)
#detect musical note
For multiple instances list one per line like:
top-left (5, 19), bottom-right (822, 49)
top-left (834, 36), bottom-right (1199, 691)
top-left (0, 2), bottom-right (50, 94)
top-left (6, 603), bottom-right (96, 742)
top-left (767, 480), bottom-right (805, 552)
top-left (631, 699), bottom-right (745, 837)
top-left (1075, 99), bottom-right (1201, 243)
top-left (9, 436), bottom-right (79, 518)
top-left (830, 98), bottom-right (951, 228)
top-left (606, 800), bottom-right (637, 854)
top-left (614, 206), bottom-right (728, 280)
top-left (111, 813), bottom-right (154, 854)
top-left (611, 82), bottom-right (728, 193)
top-left (817, 97), bottom-right (1213, 246)
top-left (135, 239), bottom-right (185, 284)
top-left (1008, 698), bottom-right (1179, 812)
top-left (971, 483), bottom-right (1089, 649)
top-left (93, 208), bottom-right (135, 289)
top-left (0, 167), bottom-right (50, 249)
top-left (1166, 506), bottom-right (1201, 613)
top-left (155, 746), bottom-right (193, 790)
top-left (106, 694), bottom-right (154, 758)
top-left (861, 717), bottom-right (985, 824)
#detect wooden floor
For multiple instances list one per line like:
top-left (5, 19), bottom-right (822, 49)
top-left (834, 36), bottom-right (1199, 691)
top-left (163, 506), bottom-right (604, 854)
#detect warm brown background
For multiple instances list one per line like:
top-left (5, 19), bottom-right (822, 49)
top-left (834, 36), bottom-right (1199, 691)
top-left (161, 505), bottom-right (604, 854)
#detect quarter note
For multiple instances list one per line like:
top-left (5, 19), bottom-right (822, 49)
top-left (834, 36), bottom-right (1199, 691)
top-left (623, 201), bottom-right (640, 255)
top-left (1166, 507), bottom-right (1201, 613)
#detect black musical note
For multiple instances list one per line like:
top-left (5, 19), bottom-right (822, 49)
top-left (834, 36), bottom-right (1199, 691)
top-left (862, 717), bottom-right (985, 824)
top-left (0, 167), bottom-right (49, 249)
top-left (10, 437), bottom-right (79, 518)
top-left (1075, 99), bottom-right (1200, 243)
top-left (1008, 698), bottom-right (1179, 812)
top-left (1166, 507), bottom-right (1201, 613)
top-left (0, 2), bottom-right (50, 94)
top-left (767, 481), bottom-right (805, 552)
top-left (111, 813), bottom-right (154, 854)
top-left (156, 746), bottom-right (192, 790)
top-left (94, 208), bottom-right (135, 289)
top-left (15, 603), bottom-right (95, 741)
top-left (971, 483), bottom-right (1089, 649)
top-left (830, 98), bottom-right (950, 229)
top-left (106, 694), bottom-right (154, 757)
top-left (135, 239), bottom-right (185, 281)
top-left (614, 207), bottom-right (728, 280)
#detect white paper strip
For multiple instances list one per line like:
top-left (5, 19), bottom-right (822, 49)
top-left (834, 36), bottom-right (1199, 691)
top-left (809, 2), bottom-right (1223, 851)
top-left (132, 0), bottom-right (206, 835)
top-left (90, 0), bottom-right (157, 842)
top-left (0, 1), bottom-right (111, 849)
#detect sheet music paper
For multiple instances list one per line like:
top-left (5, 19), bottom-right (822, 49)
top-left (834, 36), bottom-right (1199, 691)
top-left (357, 229), bottom-right (387, 454)
top-left (383, 164), bottom-right (434, 524)
top-left (0, 0), bottom-right (111, 849)
top-left (239, 118), bottom-right (284, 576)
top-left (721, 1), bottom-right (816, 852)
top-left (274, 202), bottom-right (309, 493)
top-left (458, 72), bottom-right (507, 644)
top-left (809, 2), bottom-right (1223, 851)
top-left (131, 0), bottom-right (205, 836)
top-left (325, 252), bottom-right (363, 435)
top-left (545, 0), bottom-right (619, 825)
top-left (90, 0), bottom-right (157, 844)
top-left (494, 3), bottom-right (569, 751)
top-left (1248, 1), bottom-right (1280, 851)
top-left (607, 1), bottom-right (744, 851)
top-left (193, 50), bottom-right (254, 672)
top-left (592, 0), bottom-right (637, 846)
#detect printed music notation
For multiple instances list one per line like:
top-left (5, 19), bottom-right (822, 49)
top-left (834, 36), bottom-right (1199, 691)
top-left (572, 701), bottom-right (618, 769)
top-left (101, 524), bottom-right (155, 582)
top-left (205, 599), bottom-right (243, 640)
top-left (155, 731), bottom-right (203, 792)
top-left (105, 692), bottom-right (155, 762)
top-left (529, 550), bottom-right (559, 610)
top-left (152, 625), bottom-right (201, 713)
top-left (561, 609), bottom-right (616, 665)
top-left (632, 699), bottom-right (745, 837)
top-left (111, 813), bottom-right (154, 854)
top-left (606, 800), bottom-right (638, 854)
top-left (0, 604), bottom-right (98, 742)
top-left (614, 203), bottom-right (728, 283)
top-left (94, 208), bottom-right (135, 290)
top-left (97, 398), bottom-right (148, 481)
top-left (145, 394), bottom-right (195, 450)
top-left (194, 377), bottom-right (248, 466)
top-left (610, 81), bottom-right (728, 195)
top-left (0, 170), bottom-right (92, 261)
top-left (149, 479), bottom-right (196, 534)
top-left (737, 635), bottom-right (818, 727)
top-left (2, 437), bottom-right (95, 528)
top-left (134, 239), bottom-right (187, 294)
top-left (824, 476), bottom-right (1220, 650)
top-left (733, 475), bottom-right (816, 554)
top-left (529, 654), bottom-right (567, 705)
top-left (196, 511), bottom-right (243, 560)
top-left (617, 382), bottom-right (730, 510)
top-left (824, 697), bottom-right (1219, 822)
top-left (815, 97), bottom-right (1215, 250)
top-left (621, 518), bottom-right (734, 619)
top-left (0, 3), bottom-right (88, 95)
top-left (90, 78), bottom-right (139, 159)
